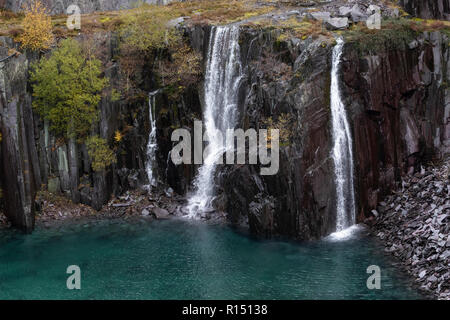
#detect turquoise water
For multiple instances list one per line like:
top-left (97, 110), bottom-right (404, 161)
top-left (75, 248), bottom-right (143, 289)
top-left (0, 218), bottom-right (423, 299)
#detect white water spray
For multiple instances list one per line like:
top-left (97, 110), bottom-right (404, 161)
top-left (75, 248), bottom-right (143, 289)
top-left (186, 26), bottom-right (243, 218)
top-left (329, 38), bottom-right (356, 235)
top-left (146, 90), bottom-right (159, 187)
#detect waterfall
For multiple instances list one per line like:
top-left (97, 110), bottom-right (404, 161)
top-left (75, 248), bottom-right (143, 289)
top-left (186, 26), bottom-right (243, 218)
top-left (329, 38), bottom-right (356, 234)
top-left (146, 90), bottom-right (159, 187)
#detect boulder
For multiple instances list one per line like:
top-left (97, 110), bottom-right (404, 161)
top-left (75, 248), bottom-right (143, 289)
top-left (325, 17), bottom-right (349, 30)
top-left (310, 11), bottom-right (331, 21)
top-left (350, 4), bottom-right (369, 22)
top-left (152, 207), bottom-right (170, 219)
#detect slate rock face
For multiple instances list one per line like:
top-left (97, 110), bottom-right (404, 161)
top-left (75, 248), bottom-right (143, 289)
top-left (205, 27), bottom-right (449, 240)
top-left (0, 40), bottom-right (40, 233)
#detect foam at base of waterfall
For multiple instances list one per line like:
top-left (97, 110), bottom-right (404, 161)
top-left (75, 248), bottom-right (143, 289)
top-left (326, 224), bottom-right (365, 242)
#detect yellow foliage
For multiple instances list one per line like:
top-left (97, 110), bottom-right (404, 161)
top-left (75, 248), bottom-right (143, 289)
top-left (114, 130), bottom-right (123, 143)
top-left (86, 136), bottom-right (117, 172)
top-left (17, 0), bottom-right (54, 51)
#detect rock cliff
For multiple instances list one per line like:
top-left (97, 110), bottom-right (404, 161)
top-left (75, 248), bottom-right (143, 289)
top-left (0, 7), bottom-right (448, 238)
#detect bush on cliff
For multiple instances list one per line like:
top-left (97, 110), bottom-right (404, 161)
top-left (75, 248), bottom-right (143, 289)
top-left (30, 38), bottom-right (108, 141)
top-left (158, 42), bottom-right (203, 100)
top-left (86, 136), bottom-right (117, 172)
top-left (17, 0), bottom-right (53, 51)
top-left (119, 4), bottom-right (181, 52)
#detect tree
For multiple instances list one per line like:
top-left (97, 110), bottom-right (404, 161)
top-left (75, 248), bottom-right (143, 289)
top-left (30, 38), bottom-right (108, 141)
top-left (18, 0), bottom-right (54, 51)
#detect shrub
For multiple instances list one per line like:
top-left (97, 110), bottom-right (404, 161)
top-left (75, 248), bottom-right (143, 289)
top-left (85, 136), bottom-right (116, 172)
top-left (119, 4), bottom-right (181, 52)
top-left (30, 38), bottom-right (108, 141)
top-left (17, 0), bottom-right (54, 51)
top-left (158, 42), bottom-right (203, 98)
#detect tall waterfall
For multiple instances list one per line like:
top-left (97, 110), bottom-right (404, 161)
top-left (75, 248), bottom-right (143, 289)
top-left (146, 90), bottom-right (159, 187)
top-left (186, 26), bottom-right (243, 218)
top-left (330, 38), bottom-right (356, 233)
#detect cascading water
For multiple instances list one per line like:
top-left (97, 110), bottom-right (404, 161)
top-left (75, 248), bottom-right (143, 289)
top-left (329, 38), bottom-right (356, 238)
top-left (186, 26), bottom-right (243, 218)
top-left (145, 90), bottom-right (159, 187)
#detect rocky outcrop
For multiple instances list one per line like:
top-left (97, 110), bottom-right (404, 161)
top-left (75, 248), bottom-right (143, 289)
top-left (0, 0), bottom-right (176, 15)
top-left (373, 159), bottom-right (450, 300)
top-left (400, 0), bottom-right (450, 20)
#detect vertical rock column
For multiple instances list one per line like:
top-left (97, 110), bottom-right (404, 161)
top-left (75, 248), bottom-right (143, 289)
top-left (0, 51), bottom-right (40, 233)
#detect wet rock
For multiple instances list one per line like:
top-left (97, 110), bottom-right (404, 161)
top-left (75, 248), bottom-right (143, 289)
top-left (152, 207), bottom-right (170, 219)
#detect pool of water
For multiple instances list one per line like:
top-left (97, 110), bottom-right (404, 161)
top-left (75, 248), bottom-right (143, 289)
top-left (0, 218), bottom-right (423, 299)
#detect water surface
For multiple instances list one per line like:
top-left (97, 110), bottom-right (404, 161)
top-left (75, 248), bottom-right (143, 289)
top-left (0, 219), bottom-right (423, 299)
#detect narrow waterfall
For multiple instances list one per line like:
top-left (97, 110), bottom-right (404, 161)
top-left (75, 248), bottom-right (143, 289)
top-left (145, 90), bottom-right (159, 187)
top-left (329, 38), bottom-right (356, 234)
top-left (186, 26), bottom-right (243, 218)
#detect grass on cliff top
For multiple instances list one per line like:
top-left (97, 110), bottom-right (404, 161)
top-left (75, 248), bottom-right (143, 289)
top-left (243, 15), bottom-right (333, 42)
top-left (0, 0), bottom-right (277, 38)
top-left (343, 18), bottom-right (450, 55)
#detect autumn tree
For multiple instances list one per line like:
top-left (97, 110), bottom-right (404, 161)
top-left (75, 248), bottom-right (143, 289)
top-left (18, 0), bottom-right (54, 51)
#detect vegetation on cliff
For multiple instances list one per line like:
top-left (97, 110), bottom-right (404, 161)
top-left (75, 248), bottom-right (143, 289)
top-left (30, 38), bottom-right (116, 171)
top-left (16, 0), bottom-right (54, 51)
top-left (86, 135), bottom-right (117, 172)
top-left (344, 18), bottom-right (450, 55)
top-left (30, 38), bottom-right (108, 140)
